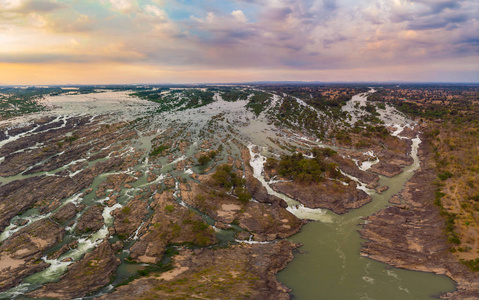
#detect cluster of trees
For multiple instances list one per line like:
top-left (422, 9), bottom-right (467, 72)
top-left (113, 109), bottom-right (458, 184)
top-left (275, 96), bottom-right (327, 138)
top-left (351, 121), bottom-right (389, 139)
top-left (246, 91), bottom-right (272, 116)
top-left (0, 87), bottom-right (61, 118)
top-left (265, 147), bottom-right (340, 184)
top-left (132, 88), bottom-right (216, 113)
top-left (211, 165), bottom-right (251, 203)
top-left (182, 89), bottom-right (215, 108)
top-left (150, 144), bottom-right (168, 157)
top-left (220, 89), bottom-right (249, 102)
top-left (198, 150), bottom-right (218, 165)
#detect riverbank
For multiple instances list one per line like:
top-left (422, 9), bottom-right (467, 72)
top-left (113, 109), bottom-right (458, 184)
top-left (360, 133), bottom-right (479, 299)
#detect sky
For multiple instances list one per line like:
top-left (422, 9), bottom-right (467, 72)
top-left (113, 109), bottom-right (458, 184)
top-left (0, 0), bottom-right (478, 84)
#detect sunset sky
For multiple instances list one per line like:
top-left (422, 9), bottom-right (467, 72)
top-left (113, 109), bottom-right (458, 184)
top-left (0, 0), bottom-right (478, 84)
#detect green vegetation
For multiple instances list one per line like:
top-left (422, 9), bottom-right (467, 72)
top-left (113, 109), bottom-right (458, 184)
top-left (150, 145), bottom-right (168, 157)
top-left (132, 88), bottom-right (216, 113)
top-left (221, 89), bottom-right (250, 102)
top-left (246, 91), bottom-right (272, 116)
top-left (460, 258), bottom-right (479, 272)
top-left (198, 150), bottom-right (218, 166)
top-left (438, 171), bottom-right (453, 181)
top-left (0, 87), bottom-right (57, 119)
top-left (211, 165), bottom-right (251, 203)
top-left (130, 88), bottom-right (170, 103)
top-left (375, 85), bottom-right (479, 266)
top-left (265, 147), bottom-right (340, 184)
top-left (368, 84), bottom-right (478, 124)
top-left (274, 96), bottom-right (327, 138)
top-left (65, 134), bottom-right (79, 144)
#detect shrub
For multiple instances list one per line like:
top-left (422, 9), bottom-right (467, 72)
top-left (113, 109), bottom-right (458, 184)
top-left (438, 171), bottom-right (453, 181)
top-left (150, 145), bottom-right (168, 157)
top-left (198, 155), bottom-right (210, 165)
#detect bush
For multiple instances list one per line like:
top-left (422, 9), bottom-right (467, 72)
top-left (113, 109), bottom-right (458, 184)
top-left (198, 155), bottom-right (211, 165)
top-left (212, 165), bottom-right (250, 202)
top-left (273, 147), bottom-right (339, 184)
top-left (438, 171), bottom-right (453, 181)
top-left (208, 150), bottom-right (217, 159)
top-left (150, 145), bottom-right (168, 157)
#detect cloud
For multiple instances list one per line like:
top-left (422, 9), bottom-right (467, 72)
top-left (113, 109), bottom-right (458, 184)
top-left (231, 10), bottom-right (247, 22)
top-left (1, 0), bottom-right (24, 10)
top-left (1, 0), bottom-right (64, 14)
top-left (103, 0), bottom-right (138, 13)
top-left (412, 0), bottom-right (462, 14)
top-left (143, 4), bottom-right (168, 19)
top-left (0, 0), bottom-right (477, 83)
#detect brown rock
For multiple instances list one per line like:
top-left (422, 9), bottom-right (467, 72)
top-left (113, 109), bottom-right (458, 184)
top-left (0, 219), bottom-right (65, 292)
top-left (214, 221), bottom-right (231, 230)
top-left (99, 240), bottom-right (299, 300)
top-left (271, 180), bottom-right (371, 215)
top-left (388, 195), bottom-right (402, 204)
top-left (129, 191), bottom-right (217, 264)
top-left (112, 196), bottom-right (148, 239)
top-left (51, 203), bottom-right (78, 223)
top-left (235, 231), bottom-right (251, 240)
top-left (77, 206), bottom-right (104, 233)
top-left (28, 241), bottom-right (120, 299)
top-left (375, 185), bottom-right (389, 194)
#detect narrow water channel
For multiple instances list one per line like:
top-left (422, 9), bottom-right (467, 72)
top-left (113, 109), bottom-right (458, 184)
top-left (277, 138), bottom-right (456, 299)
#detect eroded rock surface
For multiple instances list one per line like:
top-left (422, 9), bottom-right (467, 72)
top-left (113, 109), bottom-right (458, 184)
top-left (112, 196), bottom-right (148, 240)
top-left (77, 205), bottom-right (104, 233)
top-left (181, 181), bottom-right (304, 241)
top-left (28, 241), bottom-right (120, 299)
top-left (271, 180), bottom-right (371, 214)
top-left (0, 219), bottom-right (65, 292)
top-left (360, 139), bottom-right (479, 299)
top-left (129, 191), bottom-right (217, 264)
top-left (99, 240), bottom-right (299, 300)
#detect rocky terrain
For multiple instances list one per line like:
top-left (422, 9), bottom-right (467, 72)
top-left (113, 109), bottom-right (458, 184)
top-left (99, 240), bottom-right (299, 300)
top-left (0, 85), bottom-right (477, 299)
top-left (360, 135), bottom-right (479, 299)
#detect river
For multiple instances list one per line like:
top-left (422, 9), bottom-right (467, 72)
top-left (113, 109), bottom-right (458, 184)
top-left (276, 92), bottom-right (456, 299)
top-left (0, 88), bottom-right (456, 299)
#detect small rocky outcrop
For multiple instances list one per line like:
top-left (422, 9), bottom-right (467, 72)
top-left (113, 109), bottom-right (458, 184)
top-left (369, 161), bottom-right (403, 177)
top-left (0, 219), bottom-right (65, 292)
top-left (77, 205), bottom-right (104, 233)
top-left (51, 203), bottom-right (79, 224)
top-left (112, 196), bottom-right (148, 239)
top-left (129, 191), bottom-right (217, 264)
top-left (28, 240), bottom-right (120, 299)
top-left (271, 180), bottom-right (371, 215)
top-left (330, 154), bottom-right (379, 187)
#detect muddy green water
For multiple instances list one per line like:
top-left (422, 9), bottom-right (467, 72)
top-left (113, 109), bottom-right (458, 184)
top-left (277, 139), bottom-right (456, 299)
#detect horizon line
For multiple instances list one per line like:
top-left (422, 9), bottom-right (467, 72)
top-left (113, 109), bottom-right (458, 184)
top-left (1, 80), bottom-right (479, 87)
